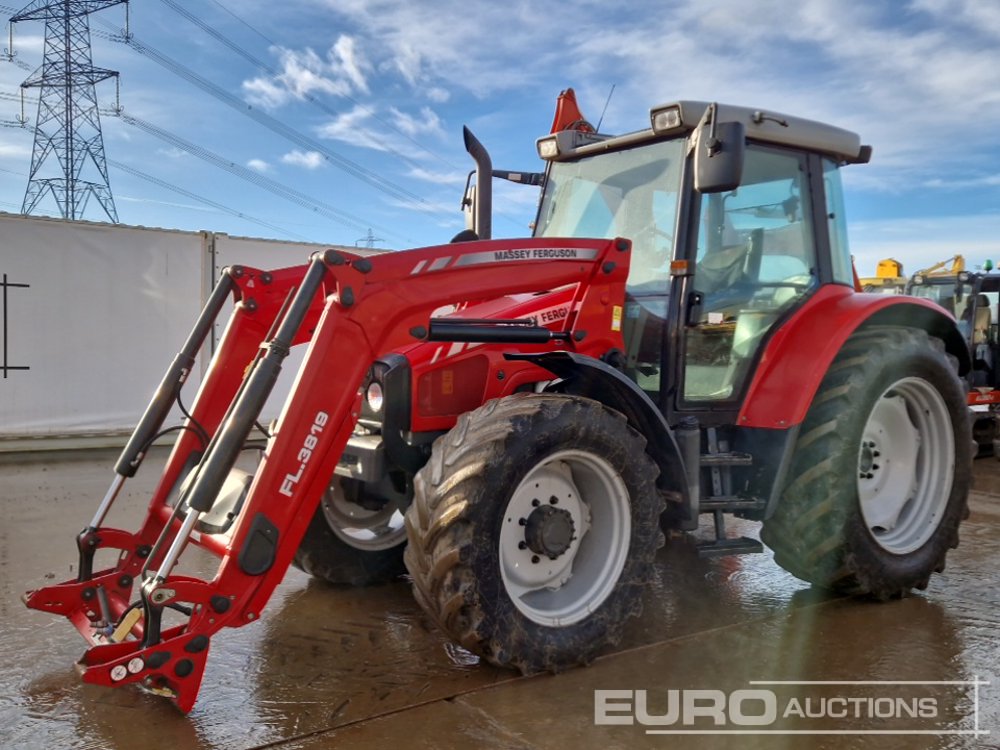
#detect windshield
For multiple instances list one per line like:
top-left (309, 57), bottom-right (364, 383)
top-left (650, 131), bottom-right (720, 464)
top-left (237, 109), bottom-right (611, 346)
top-left (907, 280), bottom-right (973, 318)
top-left (534, 139), bottom-right (685, 293)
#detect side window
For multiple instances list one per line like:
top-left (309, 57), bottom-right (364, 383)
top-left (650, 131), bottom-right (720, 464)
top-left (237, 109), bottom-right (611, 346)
top-left (684, 147), bottom-right (818, 402)
top-left (823, 158), bottom-right (854, 285)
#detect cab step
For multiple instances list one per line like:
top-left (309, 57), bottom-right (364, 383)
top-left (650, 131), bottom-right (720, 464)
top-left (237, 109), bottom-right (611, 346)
top-left (697, 536), bottom-right (764, 558)
top-left (698, 496), bottom-right (766, 512)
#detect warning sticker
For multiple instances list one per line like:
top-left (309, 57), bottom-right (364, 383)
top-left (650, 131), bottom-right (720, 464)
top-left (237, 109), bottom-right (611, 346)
top-left (611, 305), bottom-right (623, 332)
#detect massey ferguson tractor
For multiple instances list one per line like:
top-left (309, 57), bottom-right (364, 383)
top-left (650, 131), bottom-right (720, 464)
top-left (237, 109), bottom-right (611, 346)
top-left (24, 91), bottom-right (972, 712)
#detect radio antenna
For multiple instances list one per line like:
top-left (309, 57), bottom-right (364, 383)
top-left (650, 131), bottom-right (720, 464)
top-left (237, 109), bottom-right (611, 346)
top-left (595, 84), bottom-right (616, 132)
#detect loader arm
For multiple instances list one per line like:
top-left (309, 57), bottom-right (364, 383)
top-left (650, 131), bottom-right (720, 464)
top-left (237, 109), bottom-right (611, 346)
top-left (23, 237), bottom-right (631, 712)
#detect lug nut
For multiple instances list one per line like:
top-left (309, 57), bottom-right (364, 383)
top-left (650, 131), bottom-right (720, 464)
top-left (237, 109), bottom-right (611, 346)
top-left (531, 555), bottom-right (540, 564)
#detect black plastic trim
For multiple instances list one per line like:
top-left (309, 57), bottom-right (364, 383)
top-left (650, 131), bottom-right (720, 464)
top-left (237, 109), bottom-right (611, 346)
top-left (238, 513), bottom-right (279, 576)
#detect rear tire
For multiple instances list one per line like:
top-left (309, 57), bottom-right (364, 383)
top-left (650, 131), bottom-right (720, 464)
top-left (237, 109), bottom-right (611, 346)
top-left (761, 326), bottom-right (971, 598)
top-left (404, 393), bottom-right (663, 673)
top-left (292, 477), bottom-right (407, 586)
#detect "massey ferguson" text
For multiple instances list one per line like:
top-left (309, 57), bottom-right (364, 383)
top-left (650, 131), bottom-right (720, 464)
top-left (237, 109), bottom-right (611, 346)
top-left (494, 247), bottom-right (581, 261)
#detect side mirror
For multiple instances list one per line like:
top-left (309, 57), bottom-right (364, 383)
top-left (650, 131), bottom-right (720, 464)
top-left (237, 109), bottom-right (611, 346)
top-left (694, 104), bottom-right (746, 194)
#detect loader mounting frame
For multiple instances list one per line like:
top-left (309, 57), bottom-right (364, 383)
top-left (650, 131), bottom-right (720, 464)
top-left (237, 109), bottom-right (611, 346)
top-left (23, 238), bottom-right (631, 712)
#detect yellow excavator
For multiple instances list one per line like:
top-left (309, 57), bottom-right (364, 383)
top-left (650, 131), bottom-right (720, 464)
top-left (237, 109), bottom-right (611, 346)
top-left (859, 257), bottom-right (907, 293)
top-left (860, 254), bottom-right (966, 293)
top-left (914, 254), bottom-right (965, 277)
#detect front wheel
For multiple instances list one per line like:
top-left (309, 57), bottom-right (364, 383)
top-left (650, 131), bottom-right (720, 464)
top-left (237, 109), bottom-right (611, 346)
top-left (761, 326), bottom-right (971, 598)
top-left (404, 393), bottom-right (663, 673)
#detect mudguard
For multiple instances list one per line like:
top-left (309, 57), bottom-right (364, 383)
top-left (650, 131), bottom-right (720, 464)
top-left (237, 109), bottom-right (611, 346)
top-left (508, 350), bottom-right (690, 505)
top-left (738, 285), bottom-right (969, 430)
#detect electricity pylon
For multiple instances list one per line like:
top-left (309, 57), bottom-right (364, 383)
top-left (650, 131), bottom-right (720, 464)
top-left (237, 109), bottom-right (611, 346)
top-left (10, 0), bottom-right (127, 222)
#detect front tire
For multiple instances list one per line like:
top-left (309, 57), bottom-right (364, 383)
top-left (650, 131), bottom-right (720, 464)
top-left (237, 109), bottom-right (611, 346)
top-left (404, 393), bottom-right (663, 673)
top-left (761, 326), bottom-right (971, 598)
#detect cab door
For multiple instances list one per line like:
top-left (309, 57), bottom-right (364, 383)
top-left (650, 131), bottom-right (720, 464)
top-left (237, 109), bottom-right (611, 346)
top-left (679, 145), bottom-right (820, 409)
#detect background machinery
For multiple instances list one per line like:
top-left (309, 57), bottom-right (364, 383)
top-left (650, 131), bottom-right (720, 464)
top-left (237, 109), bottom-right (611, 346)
top-left (24, 93), bottom-right (973, 712)
top-left (907, 265), bottom-right (1000, 453)
top-left (859, 257), bottom-right (907, 293)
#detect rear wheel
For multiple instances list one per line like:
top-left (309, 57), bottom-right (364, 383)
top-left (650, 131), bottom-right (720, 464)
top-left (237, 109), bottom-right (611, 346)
top-left (404, 393), bottom-right (663, 673)
top-left (761, 326), bottom-right (971, 598)
top-left (292, 477), bottom-right (407, 586)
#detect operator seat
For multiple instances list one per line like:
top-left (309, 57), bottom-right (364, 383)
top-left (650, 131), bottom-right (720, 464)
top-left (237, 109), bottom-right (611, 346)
top-left (973, 294), bottom-right (991, 346)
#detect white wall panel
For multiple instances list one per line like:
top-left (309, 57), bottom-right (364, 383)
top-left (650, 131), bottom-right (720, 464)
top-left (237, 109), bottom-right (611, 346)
top-left (0, 214), bottom-right (205, 437)
top-left (0, 215), bottom-right (382, 442)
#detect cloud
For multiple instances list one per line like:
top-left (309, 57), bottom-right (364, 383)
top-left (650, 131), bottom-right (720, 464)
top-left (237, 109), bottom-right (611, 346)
top-left (388, 106), bottom-right (444, 139)
top-left (426, 87), bottom-right (450, 103)
top-left (851, 212), bottom-right (1000, 275)
top-left (315, 105), bottom-right (389, 151)
top-left (281, 149), bottom-right (324, 169)
top-left (406, 166), bottom-right (466, 186)
top-left (923, 175), bottom-right (1000, 189)
top-left (6, 34), bottom-right (44, 55)
top-left (247, 158), bottom-right (271, 173)
top-left (242, 35), bottom-right (371, 108)
top-left (0, 142), bottom-right (31, 159)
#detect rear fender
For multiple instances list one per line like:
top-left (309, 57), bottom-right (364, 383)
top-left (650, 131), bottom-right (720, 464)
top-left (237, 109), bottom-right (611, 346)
top-left (738, 286), bottom-right (969, 430)
top-left (508, 351), bottom-right (689, 505)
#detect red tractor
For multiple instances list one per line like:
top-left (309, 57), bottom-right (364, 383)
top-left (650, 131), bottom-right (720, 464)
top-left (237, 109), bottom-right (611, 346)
top-left (24, 92), bottom-right (972, 712)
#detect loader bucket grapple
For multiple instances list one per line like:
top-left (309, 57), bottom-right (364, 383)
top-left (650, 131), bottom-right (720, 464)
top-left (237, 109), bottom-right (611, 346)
top-left (23, 238), bottom-right (631, 712)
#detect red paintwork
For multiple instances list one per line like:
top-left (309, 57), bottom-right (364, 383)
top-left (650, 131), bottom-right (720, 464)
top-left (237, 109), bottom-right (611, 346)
top-left (738, 286), bottom-right (955, 429)
top-left (399, 286), bottom-right (585, 431)
top-left (969, 390), bottom-right (1000, 405)
top-left (23, 237), bottom-right (630, 712)
top-left (549, 88), bottom-right (595, 133)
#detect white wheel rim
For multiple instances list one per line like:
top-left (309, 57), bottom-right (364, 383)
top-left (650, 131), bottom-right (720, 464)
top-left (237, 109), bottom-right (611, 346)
top-left (498, 449), bottom-right (631, 627)
top-left (321, 480), bottom-right (406, 552)
top-left (857, 376), bottom-right (954, 554)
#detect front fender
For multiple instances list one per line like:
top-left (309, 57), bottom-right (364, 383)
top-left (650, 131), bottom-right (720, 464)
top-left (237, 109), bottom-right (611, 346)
top-left (738, 285), bottom-right (969, 430)
top-left (506, 351), bottom-right (690, 506)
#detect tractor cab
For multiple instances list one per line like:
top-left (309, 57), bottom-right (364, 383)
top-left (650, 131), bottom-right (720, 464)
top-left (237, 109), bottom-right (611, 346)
top-left (907, 271), bottom-right (1000, 390)
top-left (907, 269), bottom-right (1000, 452)
top-left (531, 100), bottom-right (866, 423)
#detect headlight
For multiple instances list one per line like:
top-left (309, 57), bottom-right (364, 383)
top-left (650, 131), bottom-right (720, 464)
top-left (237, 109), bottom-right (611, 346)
top-left (650, 105), bottom-right (683, 133)
top-left (365, 382), bottom-right (384, 413)
top-left (537, 136), bottom-right (560, 159)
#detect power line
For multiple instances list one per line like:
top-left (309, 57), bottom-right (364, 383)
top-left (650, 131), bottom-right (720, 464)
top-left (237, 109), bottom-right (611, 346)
top-left (106, 108), bottom-right (401, 240)
top-left (207, 0), bottom-right (278, 48)
top-left (108, 157), bottom-right (306, 240)
top-left (174, 0), bottom-right (461, 172)
top-left (89, 23), bottom-right (431, 209)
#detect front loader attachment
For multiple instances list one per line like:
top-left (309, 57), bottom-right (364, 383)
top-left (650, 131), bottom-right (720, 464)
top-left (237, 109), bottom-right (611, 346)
top-left (23, 237), bottom-right (631, 712)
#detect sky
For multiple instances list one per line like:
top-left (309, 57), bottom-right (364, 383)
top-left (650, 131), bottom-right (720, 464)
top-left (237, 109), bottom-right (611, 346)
top-left (1, 0), bottom-right (999, 276)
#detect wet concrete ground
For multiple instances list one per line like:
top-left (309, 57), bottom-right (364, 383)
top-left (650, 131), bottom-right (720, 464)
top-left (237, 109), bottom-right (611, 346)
top-left (0, 448), bottom-right (997, 749)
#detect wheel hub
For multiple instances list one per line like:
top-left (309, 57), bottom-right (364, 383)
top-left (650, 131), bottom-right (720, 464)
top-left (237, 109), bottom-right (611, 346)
top-left (858, 440), bottom-right (880, 479)
top-left (523, 503), bottom-right (576, 559)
